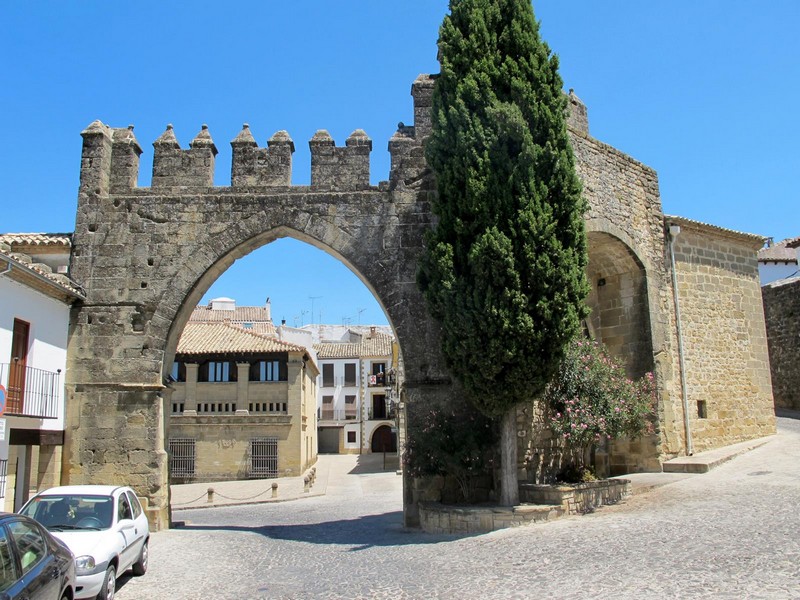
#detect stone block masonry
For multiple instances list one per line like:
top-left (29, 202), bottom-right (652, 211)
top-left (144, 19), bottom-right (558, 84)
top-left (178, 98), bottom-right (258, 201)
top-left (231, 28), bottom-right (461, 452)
top-left (667, 216), bottom-right (776, 452)
top-left (762, 277), bottom-right (800, 410)
top-left (63, 73), bottom-right (775, 530)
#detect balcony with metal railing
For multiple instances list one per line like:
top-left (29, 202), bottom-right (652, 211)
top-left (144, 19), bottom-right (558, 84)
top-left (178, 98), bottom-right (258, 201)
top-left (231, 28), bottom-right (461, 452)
top-left (317, 408), bottom-right (359, 422)
top-left (367, 406), bottom-right (396, 421)
top-left (320, 376), bottom-right (358, 389)
top-left (0, 363), bottom-right (61, 419)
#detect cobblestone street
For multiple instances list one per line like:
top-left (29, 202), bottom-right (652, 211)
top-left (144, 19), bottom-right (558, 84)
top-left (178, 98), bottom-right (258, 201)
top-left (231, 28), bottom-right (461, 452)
top-left (115, 416), bottom-right (800, 599)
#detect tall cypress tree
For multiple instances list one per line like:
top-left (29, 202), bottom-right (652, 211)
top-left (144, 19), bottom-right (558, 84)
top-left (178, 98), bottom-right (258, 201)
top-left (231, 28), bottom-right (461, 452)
top-left (418, 0), bottom-right (589, 506)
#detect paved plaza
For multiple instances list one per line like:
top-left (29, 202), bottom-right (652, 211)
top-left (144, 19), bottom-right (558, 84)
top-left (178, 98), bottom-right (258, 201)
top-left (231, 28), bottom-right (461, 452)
top-left (115, 415), bottom-right (800, 599)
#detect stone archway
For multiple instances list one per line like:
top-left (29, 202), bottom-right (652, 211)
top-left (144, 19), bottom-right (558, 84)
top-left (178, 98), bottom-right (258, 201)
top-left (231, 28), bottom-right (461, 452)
top-left (63, 74), bottom-right (680, 530)
top-left (370, 425), bottom-right (397, 453)
top-left (63, 76), bottom-right (457, 530)
top-left (586, 231), bottom-right (655, 378)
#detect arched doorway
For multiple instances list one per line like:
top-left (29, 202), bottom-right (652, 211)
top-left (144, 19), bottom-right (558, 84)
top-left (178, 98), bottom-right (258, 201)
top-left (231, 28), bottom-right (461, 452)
top-left (585, 230), bottom-right (659, 474)
top-left (371, 425), bottom-right (397, 453)
top-left (62, 75), bottom-right (455, 529)
top-left (586, 231), bottom-right (655, 378)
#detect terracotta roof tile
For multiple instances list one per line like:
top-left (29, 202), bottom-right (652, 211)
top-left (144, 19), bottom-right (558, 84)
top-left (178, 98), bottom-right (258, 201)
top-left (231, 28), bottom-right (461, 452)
top-left (0, 233), bottom-right (72, 247)
top-left (189, 305), bottom-right (276, 335)
top-left (664, 215), bottom-right (766, 245)
top-left (177, 322), bottom-right (305, 355)
top-left (315, 332), bottom-right (394, 359)
top-left (758, 236), bottom-right (800, 263)
top-left (0, 247), bottom-right (85, 300)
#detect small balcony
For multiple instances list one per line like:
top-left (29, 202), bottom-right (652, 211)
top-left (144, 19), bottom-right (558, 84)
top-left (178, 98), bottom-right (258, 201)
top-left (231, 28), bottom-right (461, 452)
top-left (367, 373), bottom-right (387, 388)
top-left (318, 408), bottom-right (359, 422)
top-left (320, 376), bottom-right (358, 389)
top-left (0, 363), bottom-right (61, 419)
top-left (367, 406), bottom-right (396, 421)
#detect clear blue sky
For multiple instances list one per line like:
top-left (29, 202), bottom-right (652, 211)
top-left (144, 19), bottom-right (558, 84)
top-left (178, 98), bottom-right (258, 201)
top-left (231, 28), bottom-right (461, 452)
top-left (2, 2), bottom-right (798, 327)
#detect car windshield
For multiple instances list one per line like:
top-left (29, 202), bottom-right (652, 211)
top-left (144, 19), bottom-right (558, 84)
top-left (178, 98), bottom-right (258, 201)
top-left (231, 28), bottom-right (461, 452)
top-left (19, 495), bottom-right (114, 531)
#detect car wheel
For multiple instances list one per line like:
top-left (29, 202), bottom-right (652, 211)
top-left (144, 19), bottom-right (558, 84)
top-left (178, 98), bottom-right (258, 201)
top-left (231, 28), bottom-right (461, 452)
top-left (132, 540), bottom-right (148, 576)
top-left (97, 564), bottom-right (116, 600)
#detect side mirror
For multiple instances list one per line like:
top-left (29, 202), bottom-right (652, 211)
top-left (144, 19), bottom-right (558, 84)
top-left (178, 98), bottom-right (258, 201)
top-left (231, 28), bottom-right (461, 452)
top-left (118, 518), bottom-right (135, 530)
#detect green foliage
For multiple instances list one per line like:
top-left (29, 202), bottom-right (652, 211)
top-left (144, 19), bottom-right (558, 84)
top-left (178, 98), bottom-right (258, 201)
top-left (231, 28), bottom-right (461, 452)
top-left (404, 399), bottom-right (498, 502)
top-left (418, 0), bottom-right (589, 418)
top-left (544, 338), bottom-right (657, 472)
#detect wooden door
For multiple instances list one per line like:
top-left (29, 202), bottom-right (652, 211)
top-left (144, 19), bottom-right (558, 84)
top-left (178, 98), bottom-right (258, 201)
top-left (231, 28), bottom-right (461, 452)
top-left (8, 319), bottom-right (29, 413)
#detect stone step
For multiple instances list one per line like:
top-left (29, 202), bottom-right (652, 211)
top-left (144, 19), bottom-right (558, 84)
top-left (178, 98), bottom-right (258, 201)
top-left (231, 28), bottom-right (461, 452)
top-left (662, 435), bottom-right (774, 474)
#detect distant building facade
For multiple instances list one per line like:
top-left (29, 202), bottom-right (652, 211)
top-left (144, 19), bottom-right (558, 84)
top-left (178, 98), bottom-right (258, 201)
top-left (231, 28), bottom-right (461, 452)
top-left (760, 236), bottom-right (800, 412)
top-left (312, 326), bottom-right (398, 455)
top-left (758, 237), bottom-right (799, 285)
top-left (168, 299), bottom-right (318, 482)
top-left (0, 234), bottom-right (84, 510)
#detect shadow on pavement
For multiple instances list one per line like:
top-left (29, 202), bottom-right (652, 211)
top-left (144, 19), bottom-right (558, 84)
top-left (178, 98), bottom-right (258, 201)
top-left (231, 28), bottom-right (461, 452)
top-left (177, 510), bottom-right (475, 549)
top-left (347, 453), bottom-right (399, 474)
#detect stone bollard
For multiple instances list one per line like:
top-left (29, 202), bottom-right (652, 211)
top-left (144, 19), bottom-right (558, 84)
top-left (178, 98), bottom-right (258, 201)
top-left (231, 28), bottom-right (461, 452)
top-left (304, 476), bottom-right (310, 493)
top-left (271, 482), bottom-right (278, 498)
top-left (311, 467), bottom-right (316, 483)
top-left (207, 487), bottom-right (214, 503)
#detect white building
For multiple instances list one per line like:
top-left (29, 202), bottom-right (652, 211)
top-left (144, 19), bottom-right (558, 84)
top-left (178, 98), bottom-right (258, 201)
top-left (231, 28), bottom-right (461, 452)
top-left (758, 236), bottom-right (799, 285)
top-left (312, 327), bottom-right (398, 455)
top-left (0, 233), bottom-right (84, 510)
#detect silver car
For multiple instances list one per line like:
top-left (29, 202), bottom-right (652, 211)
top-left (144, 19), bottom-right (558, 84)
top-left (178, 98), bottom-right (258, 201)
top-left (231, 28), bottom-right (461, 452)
top-left (19, 485), bottom-right (149, 600)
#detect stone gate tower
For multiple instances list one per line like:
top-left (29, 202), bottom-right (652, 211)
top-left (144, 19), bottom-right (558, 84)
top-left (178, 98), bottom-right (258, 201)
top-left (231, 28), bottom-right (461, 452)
top-left (64, 76), bottom-right (775, 530)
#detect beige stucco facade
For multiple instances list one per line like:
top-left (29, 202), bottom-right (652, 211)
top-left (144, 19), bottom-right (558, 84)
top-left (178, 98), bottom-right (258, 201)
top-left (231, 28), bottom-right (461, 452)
top-left (167, 322), bottom-right (319, 482)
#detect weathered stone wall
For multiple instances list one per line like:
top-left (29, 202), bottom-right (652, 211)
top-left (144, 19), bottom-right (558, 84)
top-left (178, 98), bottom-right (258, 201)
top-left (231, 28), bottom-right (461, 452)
top-left (667, 218), bottom-right (776, 451)
top-left (762, 277), bottom-right (800, 410)
top-left (66, 75), bottom-right (452, 529)
top-left (519, 102), bottom-right (672, 479)
top-left (169, 415), bottom-right (298, 482)
top-left (419, 501), bottom-right (563, 535)
top-left (64, 74), bottom-right (775, 530)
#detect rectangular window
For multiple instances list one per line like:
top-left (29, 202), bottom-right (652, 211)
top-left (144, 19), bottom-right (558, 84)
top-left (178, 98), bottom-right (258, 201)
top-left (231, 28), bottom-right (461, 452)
top-left (204, 361), bottom-right (232, 382)
top-left (697, 400), bottom-right (708, 419)
top-left (258, 360), bottom-right (280, 382)
top-left (322, 364), bottom-right (334, 387)
top-left (321, 396), bottom-right (334, 420)
top-left (347, 431), bottom-right (356, 444)
top-left (168, 438), bottom-right (196, 479)
top-left (371, 394), bottom-right (386, 420)
top-left (345, 395), bottom-right (357, 419)
top-left (249, 437), bottom-right (278, 478)
top-left (344, 363), bottom-right (357, 386)
top-left (170, 362), bottom-right (186, 383)
top-left (369, 362), bottom-right (386, 387)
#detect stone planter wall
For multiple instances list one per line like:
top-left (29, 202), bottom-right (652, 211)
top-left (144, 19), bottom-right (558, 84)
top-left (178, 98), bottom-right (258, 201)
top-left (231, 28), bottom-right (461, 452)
top-left (519, 479), bottom-right (631, 514)
top-left (419, 502), bottom-right (564, 535)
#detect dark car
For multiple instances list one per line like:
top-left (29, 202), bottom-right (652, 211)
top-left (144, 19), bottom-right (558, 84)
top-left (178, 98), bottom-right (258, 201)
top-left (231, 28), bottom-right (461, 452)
top-left (0, 512), bottom-right (75, 600)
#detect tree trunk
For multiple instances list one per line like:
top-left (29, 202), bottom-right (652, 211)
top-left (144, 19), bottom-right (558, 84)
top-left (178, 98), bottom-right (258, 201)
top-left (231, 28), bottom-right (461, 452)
top-left (498, 405), bottom-right (519, 506)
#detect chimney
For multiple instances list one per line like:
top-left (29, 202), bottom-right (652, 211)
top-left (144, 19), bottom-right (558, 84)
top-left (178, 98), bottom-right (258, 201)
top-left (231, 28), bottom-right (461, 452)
top-left (370, 326), bottom-right (376, 337)
top-left (265, 297), bottom-right (271, 321)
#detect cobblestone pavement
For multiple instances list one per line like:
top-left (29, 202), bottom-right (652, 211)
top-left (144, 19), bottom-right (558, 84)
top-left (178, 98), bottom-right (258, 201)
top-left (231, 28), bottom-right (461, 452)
top-left (116, 417), bottom-right (800, 599)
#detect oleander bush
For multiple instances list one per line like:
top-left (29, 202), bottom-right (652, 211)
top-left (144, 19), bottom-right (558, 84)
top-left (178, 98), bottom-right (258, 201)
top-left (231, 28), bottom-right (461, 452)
top-left (544, 338), bottom-right (657, 482)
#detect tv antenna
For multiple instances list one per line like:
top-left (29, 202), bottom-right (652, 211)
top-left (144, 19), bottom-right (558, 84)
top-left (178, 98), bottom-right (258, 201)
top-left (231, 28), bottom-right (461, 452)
top-left (294, 309), bottom-right (309, 327)
top-left (309, 296), bottom-right (322, 325)
top-left (357, 307), bottom-right (366, 325)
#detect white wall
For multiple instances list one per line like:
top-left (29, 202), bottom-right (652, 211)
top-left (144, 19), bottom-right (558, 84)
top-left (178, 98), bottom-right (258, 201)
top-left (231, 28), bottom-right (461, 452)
top-left (0, 277), bottom-right (70, 431)
top-left (317, 358), bottom-right (360, 414)
top-left (759, 262), bottom-right (798, 285)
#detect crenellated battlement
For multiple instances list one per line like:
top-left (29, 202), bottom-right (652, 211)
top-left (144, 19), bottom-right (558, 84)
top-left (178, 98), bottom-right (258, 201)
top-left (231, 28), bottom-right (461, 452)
top-left (231, 125), bottom-right (294, 187)
top-left (78, 73), bottom-right (436, 196)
